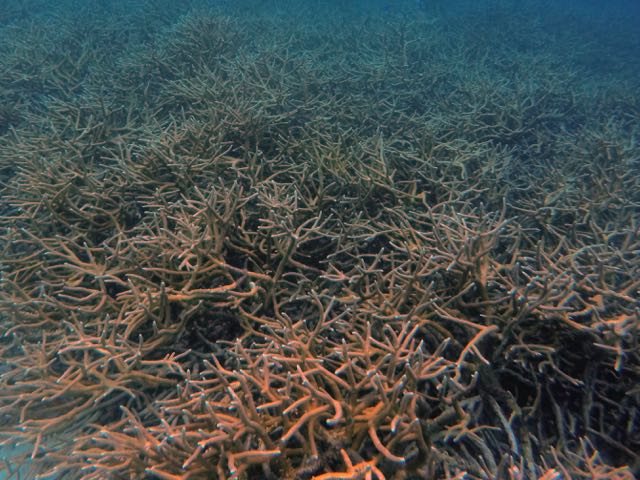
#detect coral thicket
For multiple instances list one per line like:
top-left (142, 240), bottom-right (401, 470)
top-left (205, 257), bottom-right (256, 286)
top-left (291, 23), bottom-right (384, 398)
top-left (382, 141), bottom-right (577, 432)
top-left (0, 1), bottom-right (638, 479)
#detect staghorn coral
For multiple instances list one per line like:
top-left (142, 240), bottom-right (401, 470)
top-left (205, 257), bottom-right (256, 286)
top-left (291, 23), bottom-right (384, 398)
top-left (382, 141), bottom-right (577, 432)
top-left (0, 1), bottom-right (639, 479)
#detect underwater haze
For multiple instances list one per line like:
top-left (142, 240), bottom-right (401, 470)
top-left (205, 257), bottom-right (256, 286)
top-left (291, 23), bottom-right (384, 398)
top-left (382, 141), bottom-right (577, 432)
top-left (0, 0), bottom-right (639, 479)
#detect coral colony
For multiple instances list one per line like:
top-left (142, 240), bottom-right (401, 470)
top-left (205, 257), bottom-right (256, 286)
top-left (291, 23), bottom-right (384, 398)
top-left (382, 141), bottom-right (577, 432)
top-left (0, 0), bottom-right (638, 479)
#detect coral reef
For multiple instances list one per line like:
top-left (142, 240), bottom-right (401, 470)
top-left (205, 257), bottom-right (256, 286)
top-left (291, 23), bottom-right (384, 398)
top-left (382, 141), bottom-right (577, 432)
top-left (0, 1), bottom-right (638, 479)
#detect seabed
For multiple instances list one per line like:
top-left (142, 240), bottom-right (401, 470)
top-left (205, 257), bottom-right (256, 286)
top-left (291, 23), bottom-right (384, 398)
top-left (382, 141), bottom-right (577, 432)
top-left (0, 0), bottom-right (638, 479)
